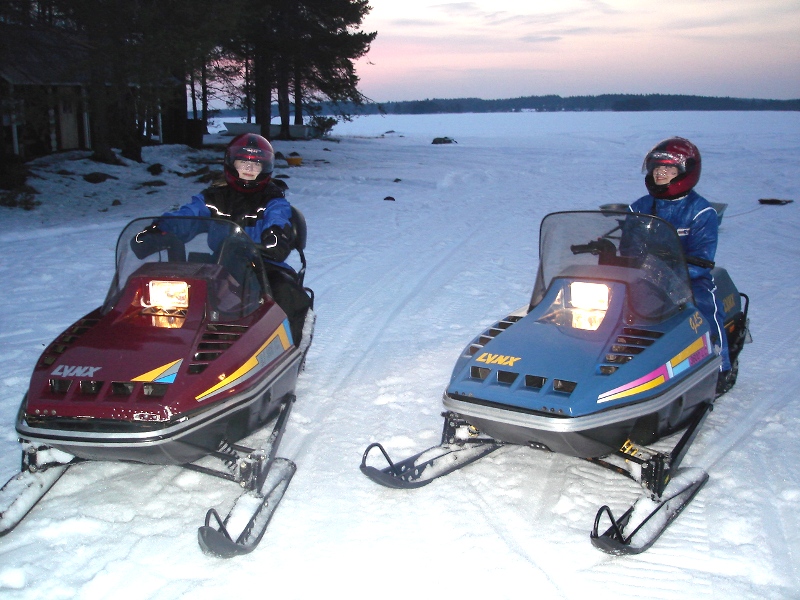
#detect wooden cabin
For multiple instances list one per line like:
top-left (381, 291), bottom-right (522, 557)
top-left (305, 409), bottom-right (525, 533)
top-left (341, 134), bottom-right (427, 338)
top-left (0, 24), bottom-right (94, 160)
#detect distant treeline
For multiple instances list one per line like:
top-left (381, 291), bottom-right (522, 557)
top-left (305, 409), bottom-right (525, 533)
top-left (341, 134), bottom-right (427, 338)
top-left (210, 94), bottom-right (799, 123)
top-left (334, 94), bottom-right (800, 115)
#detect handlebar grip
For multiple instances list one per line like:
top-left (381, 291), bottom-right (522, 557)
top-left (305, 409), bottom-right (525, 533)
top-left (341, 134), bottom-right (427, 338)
top-left (686, 255), bottom-right (715, 269)
top-left (570, 244), bottom-right (592, 255)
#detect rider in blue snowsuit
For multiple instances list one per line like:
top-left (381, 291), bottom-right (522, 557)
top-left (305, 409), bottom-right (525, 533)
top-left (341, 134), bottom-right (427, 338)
top-left (630, 137), bottom-right (732, 395)
top-left (160, 133), bottom-right (294, 264)
top-left (134, 133), bottom-right (310, 342)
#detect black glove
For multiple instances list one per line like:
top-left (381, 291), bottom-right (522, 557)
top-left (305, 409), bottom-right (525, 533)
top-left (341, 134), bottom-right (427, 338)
top-left (131, 223), bottom-right (165, 258)
top-left (261, 225), bottom-right (293, 262)
top-left (136, 223), bottom-right (161, 239)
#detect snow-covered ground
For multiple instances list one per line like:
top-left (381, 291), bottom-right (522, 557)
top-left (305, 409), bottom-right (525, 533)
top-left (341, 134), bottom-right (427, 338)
top-left (1, 111), bottom-right (798, 599)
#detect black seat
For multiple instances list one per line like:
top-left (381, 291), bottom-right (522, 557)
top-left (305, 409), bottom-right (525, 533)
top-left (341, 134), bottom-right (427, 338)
top-left (291, 206), bottom-right (307, 251)
top-left (290, 206), bottom-right (308, 286)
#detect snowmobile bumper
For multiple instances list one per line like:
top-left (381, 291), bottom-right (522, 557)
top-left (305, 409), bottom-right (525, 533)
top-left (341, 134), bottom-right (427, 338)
top-left (15, 349), bottom-right (304, 465)
top-left (442, 357), bottom-right (719, 458)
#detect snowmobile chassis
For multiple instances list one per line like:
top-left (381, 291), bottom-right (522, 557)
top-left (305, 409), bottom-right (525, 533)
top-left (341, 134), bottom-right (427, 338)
top-left (360, 210), bottom-right (750, 555)
top-left (1, 394), bottom-right (298, 559)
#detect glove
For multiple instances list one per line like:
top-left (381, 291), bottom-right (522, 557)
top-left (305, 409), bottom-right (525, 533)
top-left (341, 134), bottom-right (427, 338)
top-left (135, 223), bottom-right (161, 241)
top-left (131, 223), bottom-right (166, 258)
top-left (261, 225), bottom-right (293, 262)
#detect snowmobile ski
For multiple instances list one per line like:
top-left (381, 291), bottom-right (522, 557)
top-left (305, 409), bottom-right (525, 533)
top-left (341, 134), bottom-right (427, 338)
top-left (0, 467), bottom-right (69, 537)
top-left (197, 394), bottom-right (297, 558)
top-left (360, 413), bottom-right (503, 489)
top-left (198, 458), bottom-right (295, 558)
top-left (584, 399), bottom-right (713, 553)
top-left (0, 444), bottom-right (80, 537)
top-left (590, 467), bottom-right (709, 555)
top-left (361, 441), bottom-right (502, 489)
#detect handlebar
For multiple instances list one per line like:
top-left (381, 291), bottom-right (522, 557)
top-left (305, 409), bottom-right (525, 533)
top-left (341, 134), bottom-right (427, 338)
top-left (570, 239), bottom-right (616, 256)
top-left (571, 239), bottom-right (714, 270)
top-left (130, 225), bottom-right (186, 262)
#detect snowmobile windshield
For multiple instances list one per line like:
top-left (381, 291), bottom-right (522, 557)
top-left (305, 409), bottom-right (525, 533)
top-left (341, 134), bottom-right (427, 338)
top-left (102, 216), bottom-right (270, 319)
top-left (530, 211), bottom-right (692, 323)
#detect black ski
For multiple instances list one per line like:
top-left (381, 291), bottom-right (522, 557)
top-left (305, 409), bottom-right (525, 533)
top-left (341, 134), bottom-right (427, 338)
top-left (0, 445), bottom-right (80, 537)
top-left (0, 465), bottom-right (70, 536)
top-left (360, 413), bottom-right (503, 488)
top-left (361, 441), bottom-right (502, 488)
top-left (196, 394), bottom-right (297, 558)
top-left (590, 467), bottom-right (709, 554)
top-left (198, 458), bottom-right (295, 558)
top-left (587, 401), bottom-right (714, 553)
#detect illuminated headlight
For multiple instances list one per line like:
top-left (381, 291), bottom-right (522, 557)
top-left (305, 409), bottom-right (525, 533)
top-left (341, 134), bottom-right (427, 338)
top-left (141, 280), bottom-right (189, 328)
top-left (146, 280), bottom-right (189, 310)
top-left (569, 282), bottom-right (609, 331)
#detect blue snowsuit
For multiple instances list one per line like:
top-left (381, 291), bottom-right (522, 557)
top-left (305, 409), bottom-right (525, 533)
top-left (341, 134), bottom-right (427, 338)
top-left (630, 190), bottom-right (731, 372)
top-left (161, 182), bottom-right (292, 258)
top-left (155, 182), bottom-right (309, 343)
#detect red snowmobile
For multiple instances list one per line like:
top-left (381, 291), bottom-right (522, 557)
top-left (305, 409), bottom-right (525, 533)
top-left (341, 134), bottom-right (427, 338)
top-left (0, 211), bottom-right (314, 557)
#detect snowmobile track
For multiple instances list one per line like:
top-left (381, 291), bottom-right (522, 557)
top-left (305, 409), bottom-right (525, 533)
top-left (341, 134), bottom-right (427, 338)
top-left (700, 309), bottom-right (798, 473)
top-left (315, 224), bottom-right (486, 391)
top-left (289, 223), bottom-right (489, 461)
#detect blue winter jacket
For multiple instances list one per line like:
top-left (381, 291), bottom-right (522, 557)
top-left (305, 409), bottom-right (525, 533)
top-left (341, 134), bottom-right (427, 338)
top-left (155, 181), bottom-right (293, 263)
top-left (162, 190), bottom-right (292, 246)
top-left (629, 190), bottom-right (718, 282)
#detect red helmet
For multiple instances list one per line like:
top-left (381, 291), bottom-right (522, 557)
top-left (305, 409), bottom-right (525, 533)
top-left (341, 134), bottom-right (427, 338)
top-left (642, 137), bottom-right (701, 199)
top-left (224, 133), bottom-right (275, 193)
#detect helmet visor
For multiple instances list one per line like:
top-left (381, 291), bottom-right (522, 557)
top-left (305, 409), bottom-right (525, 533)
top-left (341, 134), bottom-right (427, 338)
top-left (228, 148), bottom-right (273, 173)
top-left (643, 151), bottom-right (686, 174)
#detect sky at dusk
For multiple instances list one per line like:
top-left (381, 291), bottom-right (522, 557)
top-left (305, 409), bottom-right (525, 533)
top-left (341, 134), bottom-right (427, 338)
top-left (354, 0), bottom-right (800, 102)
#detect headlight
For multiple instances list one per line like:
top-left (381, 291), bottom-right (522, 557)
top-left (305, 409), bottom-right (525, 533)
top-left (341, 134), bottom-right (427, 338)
top-left (145, 280), bottom-right (189, 309)
top-left (142, 280), bottom-right (189, 328)
top-left (569, 282), bottom-right (609, 330)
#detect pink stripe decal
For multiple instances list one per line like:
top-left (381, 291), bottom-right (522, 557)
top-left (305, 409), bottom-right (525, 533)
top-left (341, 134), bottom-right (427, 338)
top-left (598, 333), bottom-right (711, 403)
top-left (598, 364), bottom-right (669, 402)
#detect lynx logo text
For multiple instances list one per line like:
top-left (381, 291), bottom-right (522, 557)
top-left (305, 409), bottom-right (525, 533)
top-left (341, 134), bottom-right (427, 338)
top-left (51, 365), bottom-right (102, 377)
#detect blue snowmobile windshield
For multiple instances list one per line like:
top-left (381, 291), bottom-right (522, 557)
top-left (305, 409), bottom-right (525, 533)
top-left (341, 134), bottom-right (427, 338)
top-left (103, 216), bottom-right (270, 319)
top-left (530, 211), bottom-right (692, 323)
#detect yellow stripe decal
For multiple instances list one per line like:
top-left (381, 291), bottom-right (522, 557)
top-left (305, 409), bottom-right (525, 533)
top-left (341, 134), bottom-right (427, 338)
top-left (195, 321), bottom-right (291, 401)
top-left (132, 359), bottom-right (183, 382)
top-left (600, 374), bottom-right (666, 402)
top-left (669, 336), bottom-right (706, 368)
top-left (598, 333), bottom-right (711, 403)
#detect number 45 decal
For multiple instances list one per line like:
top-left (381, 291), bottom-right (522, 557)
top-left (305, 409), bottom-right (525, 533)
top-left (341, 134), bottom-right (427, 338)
top-left (689, 311), bottom-right (704, 333)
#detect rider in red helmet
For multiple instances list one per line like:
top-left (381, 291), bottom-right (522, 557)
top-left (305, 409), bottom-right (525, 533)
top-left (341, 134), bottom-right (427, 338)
top-left (166, 133), bottom-right (292, 261)
top-left (630, 137), bottom-right (732, 395)
top-left (641, 136), bottom-right (701, 200)
top-left (153, 133), bottom-right (310, 341)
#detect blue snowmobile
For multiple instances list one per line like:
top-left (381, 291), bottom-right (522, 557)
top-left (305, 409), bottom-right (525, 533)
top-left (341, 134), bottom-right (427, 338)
top-left (361, 209), bottom-right (749, 554)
